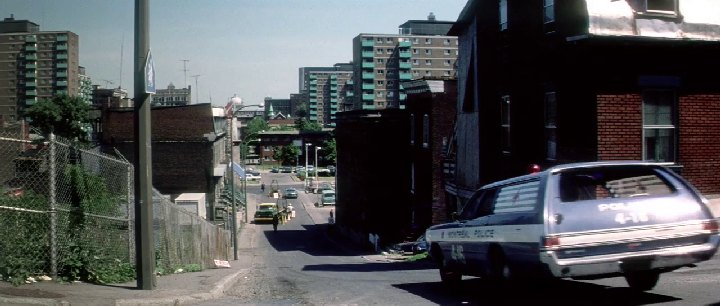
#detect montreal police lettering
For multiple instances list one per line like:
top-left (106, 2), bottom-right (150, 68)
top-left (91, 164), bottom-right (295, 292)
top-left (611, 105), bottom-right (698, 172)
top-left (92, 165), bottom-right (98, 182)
top-left (474, 228), bottom-right (494, 239)
top-left (446, 229), bottom-right (469, 239)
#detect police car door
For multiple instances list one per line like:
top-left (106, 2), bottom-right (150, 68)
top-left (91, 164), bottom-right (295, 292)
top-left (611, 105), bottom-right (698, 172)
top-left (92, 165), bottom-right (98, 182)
top-left (484, 179), bottom-right (544, 272)
top-left (454, 188), bottom-right (498, 276)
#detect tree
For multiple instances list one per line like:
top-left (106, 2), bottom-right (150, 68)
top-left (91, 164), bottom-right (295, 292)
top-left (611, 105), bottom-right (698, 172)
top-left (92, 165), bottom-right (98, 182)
top-left (294, 102), bottom-right (308, 118)
top-left (245, 117), bottom-right (268, 136)
top-left (25, 94), bottom-right (91, 142)
top-left (272, 145), bottom-right (300, 166)
top-left (294, 118), bottom-right (322, 132)
top-left (323, 138), bottom-right (337, 165)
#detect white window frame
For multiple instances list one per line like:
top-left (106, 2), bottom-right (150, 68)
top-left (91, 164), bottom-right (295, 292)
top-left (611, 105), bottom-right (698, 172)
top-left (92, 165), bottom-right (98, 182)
top-left (501, 95), bottom-right (511, 152)
top-left (410, 114), bottom-right (415, 145)
top-left (422, 114), bottom-right (430, 148)
top-left (642, 89), bottom-right (677, 163)
top-left (544, 0), bottom-right (555, 23)
top-left (544, 92), bottom-right (557, 160)
top-left (500, 0), bottom-right (508, 31)
top-left (425, 49), bottom-right (431, 55)
top-left (425, 38), bottom-right (432, 44)
top-left (425, 59), bottom-right (432, 66)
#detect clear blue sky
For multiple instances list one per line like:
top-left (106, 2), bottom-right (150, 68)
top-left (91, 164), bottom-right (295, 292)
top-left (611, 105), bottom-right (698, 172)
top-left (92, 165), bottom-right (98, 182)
top-left (5, 0), bottom-right (467, 106)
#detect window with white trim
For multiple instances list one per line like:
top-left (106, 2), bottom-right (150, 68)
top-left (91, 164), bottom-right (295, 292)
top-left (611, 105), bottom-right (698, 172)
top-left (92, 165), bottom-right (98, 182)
top-left (639, 0), bottom-right (678, 16)
top-left (544, 0), bottom-right (555, 23)
top-left (410, 114), bottom-right (415, 144)
top-left (422, 114), bottom-right (430, 148)
top-left (544, 92), bottom-right (557, 160)
top-left (501, 95), bottom-right (511, 152)
top-left (643, 89), bottom-right (676, 163)
top-left (425, 49), bottom-right (432, 55)
top-left (425, 59), bottom-right (432, 65)
top-left (500, 0), bottom-right (508, 31)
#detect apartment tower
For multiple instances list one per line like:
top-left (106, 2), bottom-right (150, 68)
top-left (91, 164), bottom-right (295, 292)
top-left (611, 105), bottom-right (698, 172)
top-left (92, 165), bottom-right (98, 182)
top-left (351, 13), bottom-right (457, 110)
top-left (299, 63), bottom-right (353, 127)
top-left (0, 15), bottom-right (80, 124)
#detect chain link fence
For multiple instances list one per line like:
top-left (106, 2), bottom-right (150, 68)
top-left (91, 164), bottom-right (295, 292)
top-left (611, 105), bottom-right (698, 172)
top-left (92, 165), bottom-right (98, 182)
top-left (0, 126), bottom-right (230, 284)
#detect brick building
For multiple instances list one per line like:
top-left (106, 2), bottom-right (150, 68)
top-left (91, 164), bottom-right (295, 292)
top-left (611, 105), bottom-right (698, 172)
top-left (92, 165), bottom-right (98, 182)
top-left (335, 109), bottom-right (411, 245)
top-left (446, 0), bottom-right (720, 213)
top-left (100, 103), bottom-right (228, 219)
top-left (405, 78), bottom-right (457, 230)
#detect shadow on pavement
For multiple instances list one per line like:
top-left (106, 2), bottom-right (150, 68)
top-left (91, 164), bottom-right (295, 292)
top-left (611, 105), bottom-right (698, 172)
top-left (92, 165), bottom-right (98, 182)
top-left (393, 278), bottom-right (682, 306)
top-left (302, 260), bottom-right (434, 273)
top-left (262, 223), bottom-right (370, 257)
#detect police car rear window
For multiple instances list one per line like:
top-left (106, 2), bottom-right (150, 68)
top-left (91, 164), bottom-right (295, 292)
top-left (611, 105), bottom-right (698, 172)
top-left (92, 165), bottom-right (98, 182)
top-left (559, 167), bottom-right (675, 202)
top-left (494, 180), bottom-right (540, 213)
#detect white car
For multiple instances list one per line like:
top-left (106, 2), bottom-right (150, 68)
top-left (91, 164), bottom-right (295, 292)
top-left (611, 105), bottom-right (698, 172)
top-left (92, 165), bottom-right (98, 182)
top-left (242, 173), bottom-right (260, 181)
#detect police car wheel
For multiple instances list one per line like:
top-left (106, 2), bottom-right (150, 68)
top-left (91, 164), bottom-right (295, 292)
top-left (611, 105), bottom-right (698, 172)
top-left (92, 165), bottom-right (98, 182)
top-left (624, 271), bottom-right (660, 291)
top-left (439, 259), bottom-right (461, 284)
top-left (440, 266), bottom-right (461, 284)
top-left (488, 248), bottom-right (512, 283)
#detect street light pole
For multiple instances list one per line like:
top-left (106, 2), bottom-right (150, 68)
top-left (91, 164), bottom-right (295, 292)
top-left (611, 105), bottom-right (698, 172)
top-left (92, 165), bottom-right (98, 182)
top-left (226, 95), bottom-right (263, 260)
top-left (315, 146), bottom-right (322, 186)
top-left (305, 143), bottom-right (311, 189)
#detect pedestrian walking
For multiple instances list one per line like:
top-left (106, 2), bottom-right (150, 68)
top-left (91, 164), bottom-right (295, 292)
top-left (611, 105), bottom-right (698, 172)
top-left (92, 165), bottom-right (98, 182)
top-left (261, 183), bottom-right (265, 193)
top-left (272, 213), bottom-right (279, 232)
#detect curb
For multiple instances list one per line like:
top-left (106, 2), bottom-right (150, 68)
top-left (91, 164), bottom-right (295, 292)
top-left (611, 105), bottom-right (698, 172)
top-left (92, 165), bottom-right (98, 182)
top-left (115, 270), bottom-right (246, 306)
top-left (0, 296), bottom-right (68, 306)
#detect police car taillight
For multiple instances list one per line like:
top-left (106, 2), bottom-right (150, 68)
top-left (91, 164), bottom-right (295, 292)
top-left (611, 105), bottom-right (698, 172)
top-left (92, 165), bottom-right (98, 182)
top-left (542, 236), bottom-right (560, 249)
top-left (703, 219), bottom-right (719, 234)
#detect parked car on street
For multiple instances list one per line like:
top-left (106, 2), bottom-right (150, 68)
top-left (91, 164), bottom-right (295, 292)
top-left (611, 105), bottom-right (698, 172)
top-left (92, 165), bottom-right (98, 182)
top-left (270, 167), bottom-right (280, 173)
top-left (242, 173), bottom-right (260, 181)
top-left (426, 161), bottom-right (720, 291)
top-left (280, 166), bottom-right (293, 173)
top-left (319, 190), bottom-right (335, 207)
top-left (253, 203), bottom-right (277, 223)
top-left (391, 234), bottom-right (428, 255)
top-left (283, 188), bottom-right (299, 199)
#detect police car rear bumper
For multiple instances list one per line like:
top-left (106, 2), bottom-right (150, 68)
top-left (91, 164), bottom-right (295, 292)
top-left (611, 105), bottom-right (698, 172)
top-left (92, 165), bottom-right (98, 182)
top-left (539, 236), bottom-right (720, 278)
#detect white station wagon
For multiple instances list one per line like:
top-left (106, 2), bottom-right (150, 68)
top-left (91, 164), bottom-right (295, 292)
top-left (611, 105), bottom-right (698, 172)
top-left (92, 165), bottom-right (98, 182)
top-left (426, 161), bottom-right (719, 291)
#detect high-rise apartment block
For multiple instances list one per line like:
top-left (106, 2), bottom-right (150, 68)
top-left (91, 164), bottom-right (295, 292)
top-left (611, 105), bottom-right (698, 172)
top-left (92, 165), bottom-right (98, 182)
top-left (0, 16), bottom-right (80, 124)
top-left (352, 14), bottom-right (457, 110)
top-left (299, 63), bottom-right (353, 127)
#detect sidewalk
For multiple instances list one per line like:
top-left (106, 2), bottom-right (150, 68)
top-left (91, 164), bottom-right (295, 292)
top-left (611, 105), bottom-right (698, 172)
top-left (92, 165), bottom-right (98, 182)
top-left (0, 223), bottom-right (258, 306)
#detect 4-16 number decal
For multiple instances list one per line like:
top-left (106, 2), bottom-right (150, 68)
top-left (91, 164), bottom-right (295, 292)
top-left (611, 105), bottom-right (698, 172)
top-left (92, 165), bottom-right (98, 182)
top-left (450, 244), bottom-right (466, 264)
top-left (614, 212), bottom-right (649, 224)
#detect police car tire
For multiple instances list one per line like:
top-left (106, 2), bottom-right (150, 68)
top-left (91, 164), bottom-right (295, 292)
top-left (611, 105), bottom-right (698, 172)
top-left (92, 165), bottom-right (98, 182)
top-left (488, 248), bottom-right (512, 283)
top-left (440, 266), bottom-right (461, 284)
top-left (624, 271), bottom-right (660, 291)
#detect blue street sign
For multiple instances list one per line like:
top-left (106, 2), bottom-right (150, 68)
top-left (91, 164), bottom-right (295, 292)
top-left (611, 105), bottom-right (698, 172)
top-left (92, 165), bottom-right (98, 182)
top-left (145, 50), bottom-right (156, 94)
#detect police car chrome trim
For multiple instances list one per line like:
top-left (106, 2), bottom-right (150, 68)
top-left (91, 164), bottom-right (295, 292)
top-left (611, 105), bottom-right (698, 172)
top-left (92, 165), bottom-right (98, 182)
top-left (545, 220), bottom-right (712, 249)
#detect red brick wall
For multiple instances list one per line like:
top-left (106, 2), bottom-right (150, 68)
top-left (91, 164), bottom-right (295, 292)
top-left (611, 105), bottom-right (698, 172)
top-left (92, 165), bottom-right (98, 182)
top-left (678, 95), bottom-right (720, 194)
top-left (597, 94), bottom-right (720, 195)
top-left (597, 94), bottom-right (643, 160)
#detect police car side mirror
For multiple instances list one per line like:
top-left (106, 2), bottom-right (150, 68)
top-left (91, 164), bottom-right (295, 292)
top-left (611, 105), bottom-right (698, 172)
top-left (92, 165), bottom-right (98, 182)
top-left (451, 212), bottom-right (460, 221)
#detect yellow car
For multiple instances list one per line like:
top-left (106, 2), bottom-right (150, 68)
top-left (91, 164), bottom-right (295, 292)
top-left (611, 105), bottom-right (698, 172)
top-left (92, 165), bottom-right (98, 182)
top-left (253, 203), bottom-right (277, 223)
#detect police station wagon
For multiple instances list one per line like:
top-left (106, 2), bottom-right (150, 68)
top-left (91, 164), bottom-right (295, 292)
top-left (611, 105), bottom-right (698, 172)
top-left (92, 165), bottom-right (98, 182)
top-left (426, 161), bottom-right (719, 291)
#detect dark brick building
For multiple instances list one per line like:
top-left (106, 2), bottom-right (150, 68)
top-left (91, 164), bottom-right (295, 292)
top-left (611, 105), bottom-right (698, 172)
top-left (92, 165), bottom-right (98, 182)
top-left (100, 103), bottom-right (228, 217)
top-left (335, 109), bottom-right (411, 246)
top-left (447, 0), bottom-right (720, 212)
top-left (405, 78), bottom-right (457, 230)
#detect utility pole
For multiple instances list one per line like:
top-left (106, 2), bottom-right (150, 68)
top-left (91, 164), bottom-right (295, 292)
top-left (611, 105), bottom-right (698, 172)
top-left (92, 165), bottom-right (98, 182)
top-left (191, 74), bottom-right (201, 104)
top-left (181, 59), bottom-right (189, 88)
top-left (134, 0), bottom-right (155, 290)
